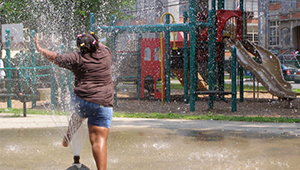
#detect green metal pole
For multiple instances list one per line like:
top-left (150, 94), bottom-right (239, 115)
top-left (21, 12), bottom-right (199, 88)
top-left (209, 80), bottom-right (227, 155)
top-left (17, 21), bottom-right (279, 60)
top-left (189, 0), bottom-right (196, 8)
top-left (189, 8), bottom-right (196, 112)
top-left (218, 0), bottom-right (225, 9)
top-left (219, 43), bottom-right (225, 99)
top-left (19, 51), bottom-right (24, 92)
top-left (212, 0), bottom-right (216, 10)
top-left (90, 13), bottom-right (95, 32)
top-left (239, 0), bottom-right (244, 102)
top-left (208, 9), bottom-right (217, 109)
top-left (183, 11), bottom-right (189, 104)
top-left (25, 53), bottom-right (29, 85)
top-left (231, 47), bottom-right (237, 112)
top-left (30, 30), bottom-right (36, 108)
top-left (51, 63), bottom-right (56, 110)
top-left (100, 23), bottom-right (210, 33)
top-left (5, 29), bottom-right (11, 108)
top-left (165, 15), bottom-right (170, 103)
top-left (137, 33), bottom-right (142, 100)
top-left (111, 15), bottom-right (116, 28)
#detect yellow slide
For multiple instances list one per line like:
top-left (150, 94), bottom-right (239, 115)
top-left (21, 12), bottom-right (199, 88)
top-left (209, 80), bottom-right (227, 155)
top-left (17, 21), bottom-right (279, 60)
top-left (224, 38), bottom-right (297, 99)
top-left (171, 68), bottom-right (208, 91)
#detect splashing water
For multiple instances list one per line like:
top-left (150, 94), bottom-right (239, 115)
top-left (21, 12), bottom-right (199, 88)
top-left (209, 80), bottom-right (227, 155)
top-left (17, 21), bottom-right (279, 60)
top-left (69, 120), bottom-right (88, 156)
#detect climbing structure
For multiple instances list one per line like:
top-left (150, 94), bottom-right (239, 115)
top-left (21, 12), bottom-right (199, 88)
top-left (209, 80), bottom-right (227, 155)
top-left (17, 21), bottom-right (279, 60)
top-left (91, 0), bottom-right (247, 112)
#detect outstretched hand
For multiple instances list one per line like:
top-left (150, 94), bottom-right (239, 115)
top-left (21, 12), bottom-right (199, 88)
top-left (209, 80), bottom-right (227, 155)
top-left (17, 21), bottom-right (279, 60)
top-left (33, 35), bottom-right (58, 64)
top-left (34, 35), bottom-right (41, 52)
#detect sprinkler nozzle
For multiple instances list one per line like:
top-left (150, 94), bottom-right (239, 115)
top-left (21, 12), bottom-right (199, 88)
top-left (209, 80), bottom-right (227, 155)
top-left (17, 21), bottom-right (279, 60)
top-left (74, 155), bottom-right (80, 164)
top-left (67, 155), bottom-right (90, 169)
top-left (72, 155), bottom-right (82, 169)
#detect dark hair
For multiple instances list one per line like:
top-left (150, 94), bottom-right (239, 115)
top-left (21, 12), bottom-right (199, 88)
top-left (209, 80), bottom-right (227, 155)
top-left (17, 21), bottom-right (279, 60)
top-left (76, 33), bottom-right (99, 54)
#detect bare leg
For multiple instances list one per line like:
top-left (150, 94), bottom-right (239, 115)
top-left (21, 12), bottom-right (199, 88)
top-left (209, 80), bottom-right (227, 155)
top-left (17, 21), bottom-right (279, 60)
top-left (62, 113), bottom-right (84, 147)
top-left (88, 124), bottom-right (109, 170)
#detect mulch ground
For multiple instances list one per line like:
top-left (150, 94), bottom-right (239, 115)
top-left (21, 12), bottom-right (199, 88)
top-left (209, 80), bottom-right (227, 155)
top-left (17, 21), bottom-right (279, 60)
top-left (114, 90), bottom-right (300, 118)
top-left (1, 89), bottom-right (299, 118)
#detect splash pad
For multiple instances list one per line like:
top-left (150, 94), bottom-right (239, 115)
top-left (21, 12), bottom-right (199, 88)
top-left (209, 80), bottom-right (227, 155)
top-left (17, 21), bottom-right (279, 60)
top-left (0, 117), bottom-right (300, 169)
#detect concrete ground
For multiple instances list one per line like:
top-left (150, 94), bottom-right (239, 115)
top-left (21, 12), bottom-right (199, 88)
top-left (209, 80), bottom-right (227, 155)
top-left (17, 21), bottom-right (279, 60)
top-left (1, 113), bottom-right (300, 136)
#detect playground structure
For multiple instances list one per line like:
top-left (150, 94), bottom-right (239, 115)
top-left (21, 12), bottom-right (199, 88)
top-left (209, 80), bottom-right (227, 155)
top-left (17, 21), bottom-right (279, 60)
top-left (91, 0), bottom-right (244, 112)
top-left (0, 29), bottom-right (72, 116)
top-left (91, 0), bottom-right (298, 112)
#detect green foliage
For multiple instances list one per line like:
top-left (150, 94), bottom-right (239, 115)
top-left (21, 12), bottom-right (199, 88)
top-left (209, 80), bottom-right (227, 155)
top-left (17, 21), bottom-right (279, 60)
top-left (0, 0), bottom-right (37, 28)
top-left (0, 0), bottom-right (135, 47)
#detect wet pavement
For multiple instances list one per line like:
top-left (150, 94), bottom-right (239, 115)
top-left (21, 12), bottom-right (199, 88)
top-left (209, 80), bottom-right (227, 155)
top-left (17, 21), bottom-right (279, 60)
top-left (1, 114), bottom-right (300, 169)
top-left (1, 113), bottom-right (300, 135)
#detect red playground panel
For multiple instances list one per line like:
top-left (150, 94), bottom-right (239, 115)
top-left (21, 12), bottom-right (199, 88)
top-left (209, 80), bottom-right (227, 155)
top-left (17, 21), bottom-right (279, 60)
top-left (216, 10), bottom-right (242, 42)
top-left (140, 38), bottom-right (166, 99)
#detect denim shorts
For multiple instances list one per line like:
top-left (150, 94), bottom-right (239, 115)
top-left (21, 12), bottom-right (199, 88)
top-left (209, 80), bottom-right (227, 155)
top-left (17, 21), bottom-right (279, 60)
top-left (71, 93), bottom-right (113, 129)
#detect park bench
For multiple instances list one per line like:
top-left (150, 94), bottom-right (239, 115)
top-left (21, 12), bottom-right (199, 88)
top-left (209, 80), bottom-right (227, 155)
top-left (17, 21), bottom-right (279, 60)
top-left (0, 78), bottom-right (40, 117)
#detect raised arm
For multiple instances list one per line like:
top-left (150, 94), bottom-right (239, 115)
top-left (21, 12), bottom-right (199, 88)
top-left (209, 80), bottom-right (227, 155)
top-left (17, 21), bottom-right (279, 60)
top-left (34, 35), bottom-right (58, 65)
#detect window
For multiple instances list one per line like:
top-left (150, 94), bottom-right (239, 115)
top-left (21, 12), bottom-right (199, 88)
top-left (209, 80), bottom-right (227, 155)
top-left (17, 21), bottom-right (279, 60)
top-left (154, 47), bottom-right (161, 61)
top-left (246, 33), bottom-right (258, 44)
top-left (245, 0), bottom-right (258, 18)
top-left (144, 47), bottom-right (151, 61)
top-left (269, 21), bottom-right (279, 46)
top-left (281, 27), bottom-right (290, 48)
top-left (246, 28), bottom-right (258, 44)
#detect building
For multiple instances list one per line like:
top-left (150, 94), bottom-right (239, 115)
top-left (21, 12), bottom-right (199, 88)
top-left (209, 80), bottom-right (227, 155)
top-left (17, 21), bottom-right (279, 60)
top-left (259, 0), bottom-right (300, 58)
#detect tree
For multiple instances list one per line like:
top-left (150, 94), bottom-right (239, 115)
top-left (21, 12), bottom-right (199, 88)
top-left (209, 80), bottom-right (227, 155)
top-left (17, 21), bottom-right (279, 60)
top-left (0, 0), bottom-right (38, 45)
top-left (0, 1), bottom-right (37, 26)
top-left (0, 0), bottom-right (135, 49)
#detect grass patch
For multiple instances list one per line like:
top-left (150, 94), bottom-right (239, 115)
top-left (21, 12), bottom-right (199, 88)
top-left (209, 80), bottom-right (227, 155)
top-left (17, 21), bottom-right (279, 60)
top-left (1, 109), bottom-right (299, 123)
top-left (293, 88), bottom-right (300, 93)
top-left (171, 82), bottom-right (268, 91)
top-left (224, 84), bottom-right (267, 91)
top-left (114, 112), bottom-right (300, 123)
top-left (171, 82), bottom-right (300, 93)
top-left (170, 83), bottom-right (184, 89)
top-left (0, 108), bottom-right (66, 116)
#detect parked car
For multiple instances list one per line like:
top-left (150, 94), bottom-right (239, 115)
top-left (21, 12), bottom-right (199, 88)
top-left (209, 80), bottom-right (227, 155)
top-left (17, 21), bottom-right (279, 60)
top-left (281, 63), bottom-right (300, 83)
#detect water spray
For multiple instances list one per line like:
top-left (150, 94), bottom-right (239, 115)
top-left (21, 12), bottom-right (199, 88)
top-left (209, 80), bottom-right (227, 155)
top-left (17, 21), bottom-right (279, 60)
top-left (66, 119), bottom-right (89, 169)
